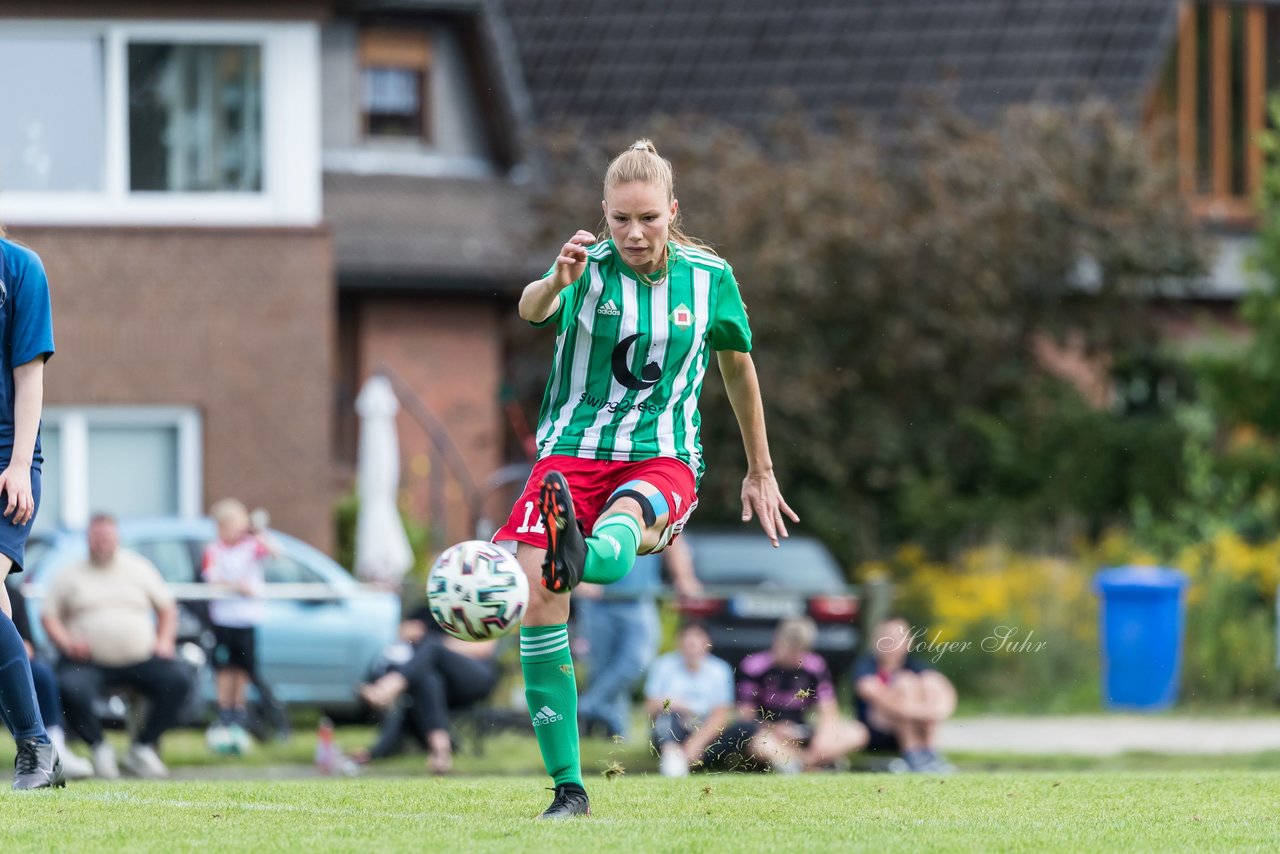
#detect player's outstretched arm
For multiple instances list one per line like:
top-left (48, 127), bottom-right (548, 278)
top-left (717, 350), bottom-right (799, 547)
top-left (518, 229), bottom-right (596, 323)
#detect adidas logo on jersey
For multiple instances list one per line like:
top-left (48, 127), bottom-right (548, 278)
top-left (597, 299), bottom-right (621, 316)
top-left (532, 705), bottom-right (564, 726)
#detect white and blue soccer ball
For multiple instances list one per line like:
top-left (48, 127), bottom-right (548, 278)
top-left (427, 541), bottom-right (528, 641)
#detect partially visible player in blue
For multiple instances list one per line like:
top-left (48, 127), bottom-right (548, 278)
top-left (0, 227), bottom-right (62, 790)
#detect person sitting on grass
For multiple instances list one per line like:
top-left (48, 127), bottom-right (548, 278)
top-left (852, 616), bottom-right (957, 773)
top-left (352, 604), bottom-right (500, 774)
top-left (644, 620), bottom-right (734, 777)
top-left (724, 617), bottom-right (867, 773)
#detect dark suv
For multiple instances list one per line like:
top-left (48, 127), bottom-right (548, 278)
top-left (674, 530), bottom-right (860, 679)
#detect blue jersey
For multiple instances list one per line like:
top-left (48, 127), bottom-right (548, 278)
top-left (0, 239), bottom-right (55, 461)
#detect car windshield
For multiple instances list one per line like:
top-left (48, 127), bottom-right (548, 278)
top-left (687, 535), bottom-right (846, 592)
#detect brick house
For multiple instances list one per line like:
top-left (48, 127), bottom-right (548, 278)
top-left (0, 1), bottom-right (335, 546)
top-left (0, 0), bottom-right (533, 551)
top-left (323, 0), bottom-right (534, 544)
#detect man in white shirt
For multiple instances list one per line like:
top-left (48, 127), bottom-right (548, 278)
top-left (41, 514), bottom-right (192, 779)
top-left (643, 621), bottom-right (734, 777)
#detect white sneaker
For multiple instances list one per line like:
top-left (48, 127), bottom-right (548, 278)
top-left (92, 742), bottom-right (120, 780)
top-left (48, 728), bottom-right (93, 780)
top-left (122, 743), bottom-right (169, 779)
top-left (659, 743), bottom-right (690, 778)
top-left (59, 746), bottom-right (95, 780)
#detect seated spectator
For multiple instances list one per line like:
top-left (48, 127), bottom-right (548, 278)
top-left (352, 604), bottom-right (500, 774)
top-left (577, 537), bottom-right (699, 740)
top-left (40, 514), bottom-right (193, 779)
top-left (6, 581), bottom-right (94, 779)
top-left (644, 621), bottom-right (733, 777)
top-left (853, 616), bottom-right (957, 773)
top-left (725, 617), bottom-right (867, 773)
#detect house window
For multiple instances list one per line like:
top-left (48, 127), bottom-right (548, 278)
top-left (1166, 1), bottom-right (1268, 222)
top-left (128, 42), bottom-right (263, 192)
top-left (0, 20), bottom-right (319, 226)
top-left (38, 407), bottom-right (202, 532)
top-left (0, 34), bottom-right (105, 192)
top-left (359, 29), bottom-right (432, 142)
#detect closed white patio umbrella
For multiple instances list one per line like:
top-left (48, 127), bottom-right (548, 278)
top-left (354, 374), bottom-right (414, 586)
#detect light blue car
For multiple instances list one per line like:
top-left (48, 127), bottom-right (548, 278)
top-left (14, 518), bottom-right (400, 718)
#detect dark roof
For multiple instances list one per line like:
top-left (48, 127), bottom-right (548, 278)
top-left (326, 173), bottom-right (535, 288)
top-left (500, 0), bottom-right (1180, 129)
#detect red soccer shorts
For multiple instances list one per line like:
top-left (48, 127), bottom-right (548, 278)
top-left (494, 455), bottom-right (698, 552)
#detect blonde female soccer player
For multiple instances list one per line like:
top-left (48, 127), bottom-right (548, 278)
top-left (495, 139), bottom-right (797, 818)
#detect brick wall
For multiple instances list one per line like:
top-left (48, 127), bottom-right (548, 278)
top-left (354, 294), bottom-right (505, 550)
top-left (13, 226), bottom-right (337, 551)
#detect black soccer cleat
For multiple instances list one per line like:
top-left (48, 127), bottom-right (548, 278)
top-left (538, 783), bottom-right (591, 819)
top-left (537, 471), bottom-right (587, 593)
top-left (12, 739), bottom-right (66, 791)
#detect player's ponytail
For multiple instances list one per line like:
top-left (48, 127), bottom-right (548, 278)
top-left (601, 139), bottom-right (719, 259)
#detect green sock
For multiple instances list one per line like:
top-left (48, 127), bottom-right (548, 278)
top-left (581, 514), bottom-right (641, 585)
top-left (520, 624), bottom-right (583, 789)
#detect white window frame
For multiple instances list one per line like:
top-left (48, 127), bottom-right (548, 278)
top-left (43, 406), bottom-right (202, 529)
top-left (0, 19), bottom-right (320, 226)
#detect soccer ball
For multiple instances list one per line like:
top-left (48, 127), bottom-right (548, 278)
top-left (427, 540), bottom-right (529, 641)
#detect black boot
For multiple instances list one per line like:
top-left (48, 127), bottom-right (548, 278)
top-left (538, 783), bottom-right (590, 819)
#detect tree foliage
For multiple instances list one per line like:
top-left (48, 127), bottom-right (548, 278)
top-left (1175, 97), bottom-right (1280, 547)
top-left (511, 101), bottom-right (1207, 562)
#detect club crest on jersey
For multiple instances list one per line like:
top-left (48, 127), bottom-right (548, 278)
top-left (0, 279), bottom-right (7, 311)
top-left (670, 304), bottom-right (693, 328)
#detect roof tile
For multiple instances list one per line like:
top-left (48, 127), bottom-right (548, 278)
top-left (501, 0), bottom-right (1178, 127)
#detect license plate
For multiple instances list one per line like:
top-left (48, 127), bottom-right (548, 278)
top-left (730, 594), bottom-right (804, 619)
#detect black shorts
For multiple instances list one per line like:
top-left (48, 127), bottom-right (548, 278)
top-left (0, 464), bottom-right (40, 574)
top-left (212, 625), bottom-right (257, 674)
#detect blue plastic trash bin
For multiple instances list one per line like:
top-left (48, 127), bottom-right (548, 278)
top-left (1093, 566), bottom-right (1188, 711)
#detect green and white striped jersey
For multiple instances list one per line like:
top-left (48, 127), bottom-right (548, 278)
top-left (532, 239), bottom-right (752, 481)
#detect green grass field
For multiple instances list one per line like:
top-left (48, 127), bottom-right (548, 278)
top-left (4, 727), bottom-right (1280, 851)
top-left (5, 771), bottom-right (1280, 852)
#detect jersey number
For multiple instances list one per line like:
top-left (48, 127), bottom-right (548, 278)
top-left (515, 501), bottom-right (547, 534)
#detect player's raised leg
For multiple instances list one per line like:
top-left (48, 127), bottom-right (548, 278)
top-left (539, 467), bottom-right (689, 594)
top-left (0, 559), bottom-right (64, 790)
top-left (514, 542), bottom-right (589, 819)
